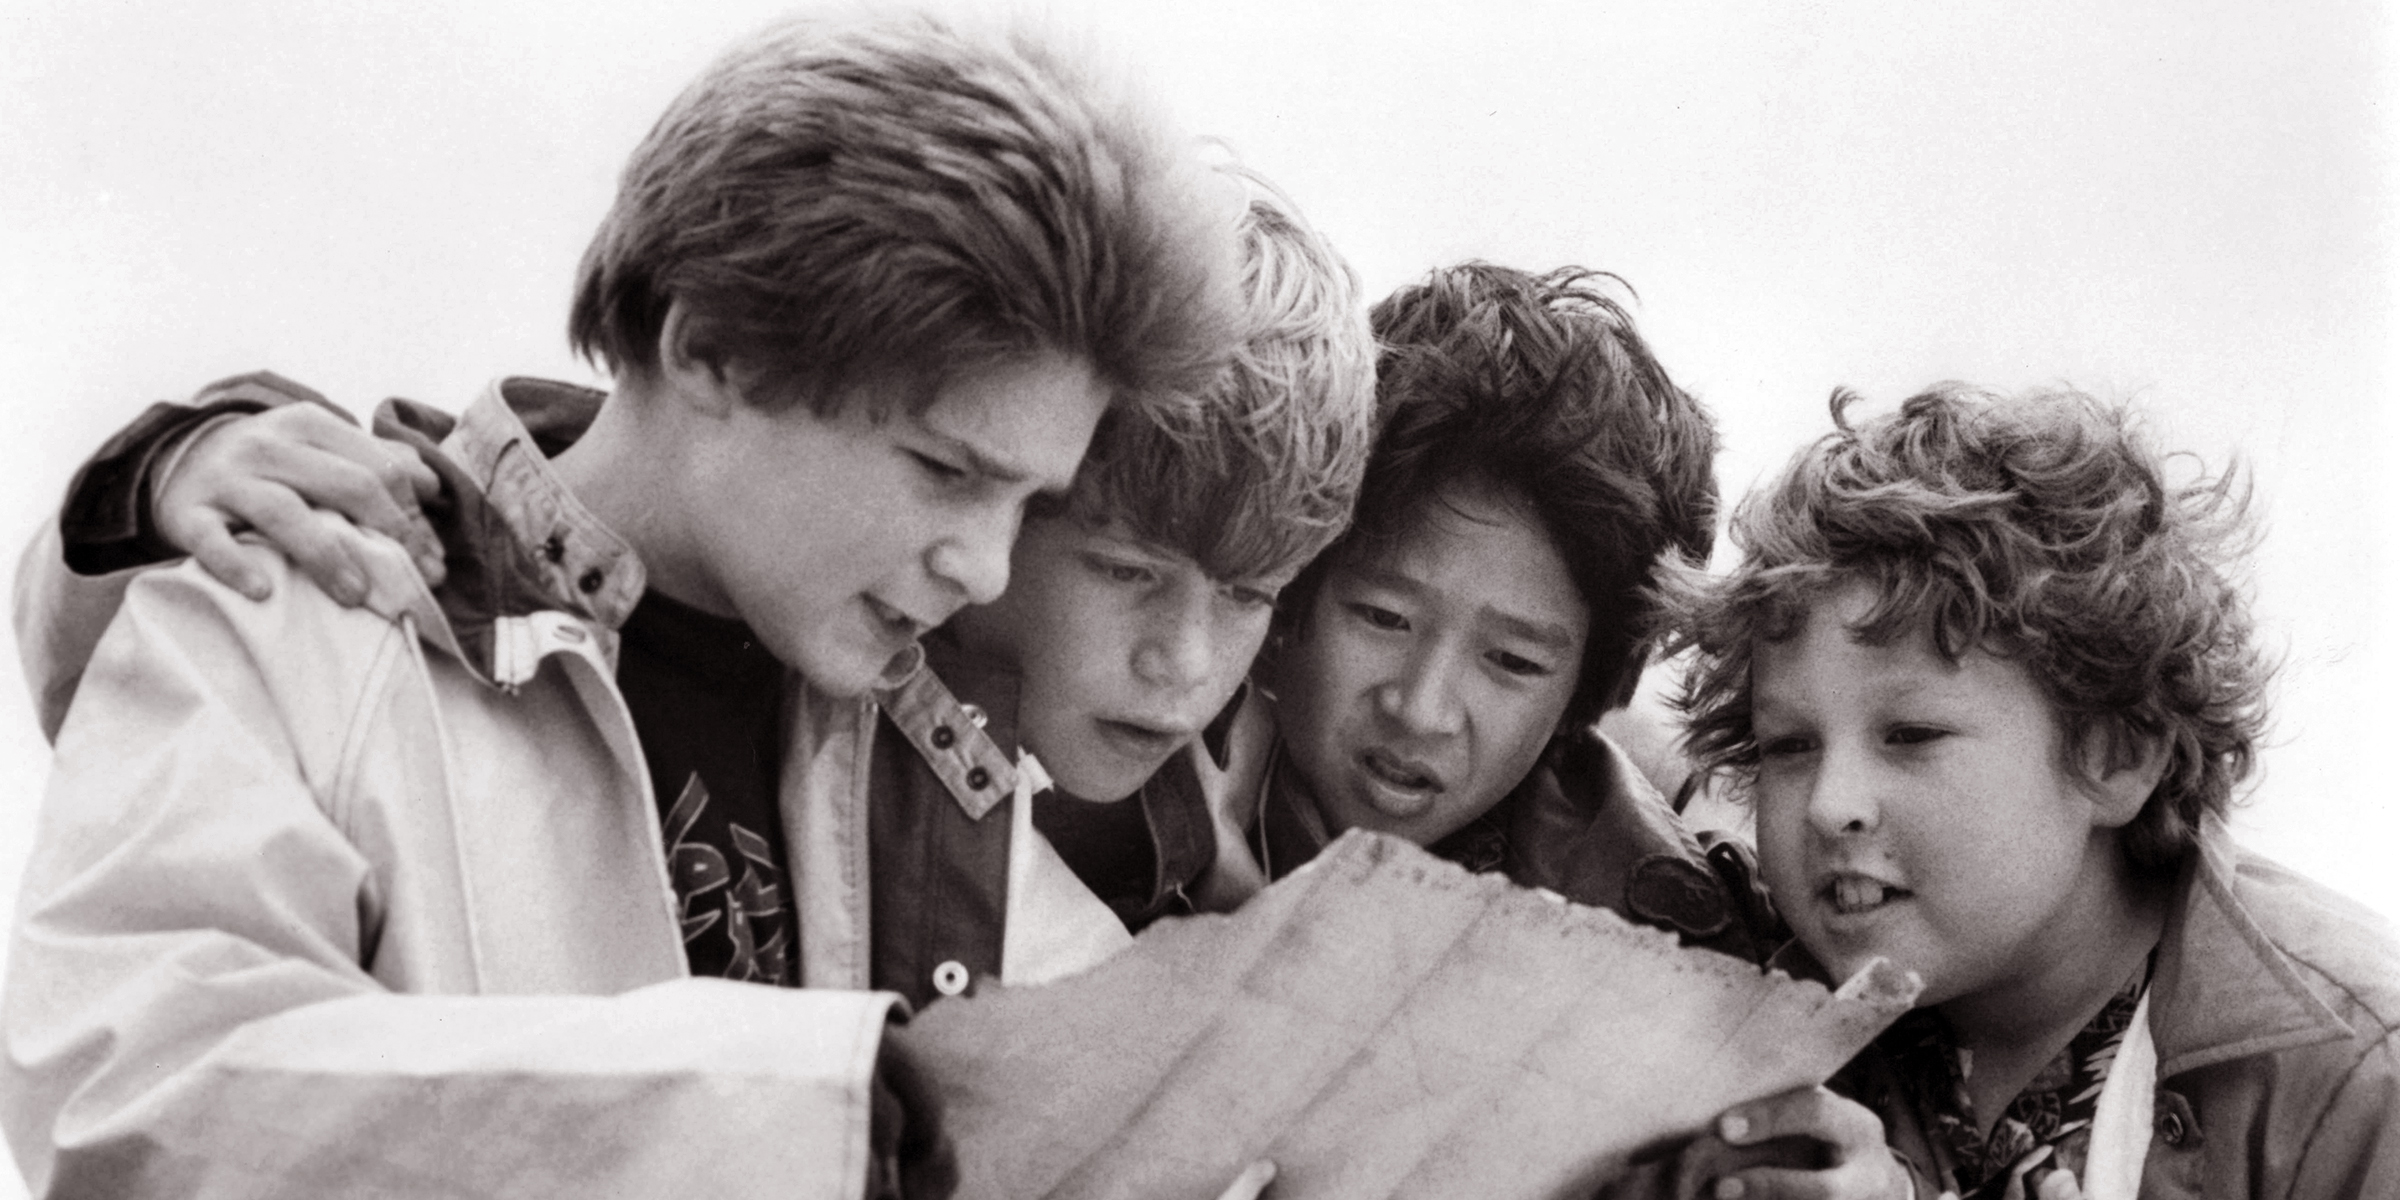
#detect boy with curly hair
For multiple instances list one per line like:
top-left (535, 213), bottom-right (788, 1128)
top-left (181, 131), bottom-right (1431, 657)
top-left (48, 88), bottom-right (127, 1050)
top-left (1661, 386), bottom-right (2398, 1199)
top-left (3, 11), bottom-right (1242, 1197)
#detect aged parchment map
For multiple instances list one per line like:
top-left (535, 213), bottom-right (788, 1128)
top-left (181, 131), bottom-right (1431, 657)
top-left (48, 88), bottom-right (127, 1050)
top-left (894, 831), bottom-right (1920, 1199)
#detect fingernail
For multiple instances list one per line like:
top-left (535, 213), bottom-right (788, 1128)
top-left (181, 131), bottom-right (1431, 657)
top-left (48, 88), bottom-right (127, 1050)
top-left (1719, 1113), bottom-right (1750, 1144)
top-left (242, 577), bottom-right (272, 602)
top-left (338, 570), bottom-right (366, 603)
top-left (1714, 1177), bottom-right (1746, 1200)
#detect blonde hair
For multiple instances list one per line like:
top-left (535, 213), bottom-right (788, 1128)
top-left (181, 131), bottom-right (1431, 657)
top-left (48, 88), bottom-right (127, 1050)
top-left (1061, 162), bottom-right (1376, 582)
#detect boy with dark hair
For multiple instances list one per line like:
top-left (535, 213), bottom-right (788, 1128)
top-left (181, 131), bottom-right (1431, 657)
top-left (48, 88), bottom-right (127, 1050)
top-left (15, 162), bottom-right (1369, 1002)
top-left (2, 11), bottom-right (1241, 1198)
top-left (1212, 262), bottom-right (1775, 959)
top-left (1662, 386), bottom-right (2398, 1199)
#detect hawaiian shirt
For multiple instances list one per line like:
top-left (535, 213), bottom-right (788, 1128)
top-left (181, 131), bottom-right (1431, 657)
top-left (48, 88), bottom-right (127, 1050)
top-left (1859, 968), bottom-right (2149, 1199)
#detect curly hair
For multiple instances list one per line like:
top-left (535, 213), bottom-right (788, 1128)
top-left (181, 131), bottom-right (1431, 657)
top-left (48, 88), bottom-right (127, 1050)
top-left (569, 8), bottom-right (1241, 420)
top-left (1664, 384), bottom-right (2270, 874)
top-left (1286, 262), bottom-right (1720, 729)
top-left (1060, 162), bottom-right (1377, 583)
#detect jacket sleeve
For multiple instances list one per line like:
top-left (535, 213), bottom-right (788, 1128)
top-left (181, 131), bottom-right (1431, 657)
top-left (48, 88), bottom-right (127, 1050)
top-left (17, 371), bottom-right (345, 742)
top-left (2, 563), bottom-right (898, 1200)
top-left (12, 520), bottom-right (135, 744)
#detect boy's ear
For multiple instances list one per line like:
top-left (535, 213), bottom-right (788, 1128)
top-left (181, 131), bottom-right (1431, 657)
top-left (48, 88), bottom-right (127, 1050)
top-left (656, 298), bottom-right (741, 419)
top-left (2080, 723), bottom-right (2172, 829)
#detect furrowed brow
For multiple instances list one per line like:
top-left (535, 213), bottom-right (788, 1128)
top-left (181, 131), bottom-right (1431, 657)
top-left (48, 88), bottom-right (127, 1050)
top-left (928, 430), bottom-right (1040, 490)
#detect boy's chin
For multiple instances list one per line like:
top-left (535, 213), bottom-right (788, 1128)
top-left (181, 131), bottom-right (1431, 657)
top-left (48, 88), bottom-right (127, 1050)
top-left (788, 637), bottom-right (918, 699)
top-left (1044, 759), bottom-right (1149, 803)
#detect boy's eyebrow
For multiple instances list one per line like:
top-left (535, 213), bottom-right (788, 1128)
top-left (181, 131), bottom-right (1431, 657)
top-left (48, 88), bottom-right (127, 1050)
top-left (1484, 609), bottom-right (1581, 654)
top-left (924, 428), bottom-right (1058, 492)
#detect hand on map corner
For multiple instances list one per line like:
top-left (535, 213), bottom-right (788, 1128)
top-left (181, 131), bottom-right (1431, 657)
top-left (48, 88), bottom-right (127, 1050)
top-left (156, 402), bottom-right (446, 603)
top-left (1671, 1086), bottom-right (1910, 1200)
top-left (1214, 1159), bottom-right (1277, 1200)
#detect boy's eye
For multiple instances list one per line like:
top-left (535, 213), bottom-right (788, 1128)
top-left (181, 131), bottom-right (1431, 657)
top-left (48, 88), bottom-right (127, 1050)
top-left (1083, 555), bottom-right (1154, 586)
top-left (908, 450), bottom-right (968, 483)
top-left (1757, 733), bottom-right (1816, 758)
top-left (1345, 602), bottom-right (1409, 632)
top-left (1885, 725), bottom-right (1948, 747)
top-left (1489, 650), bottom-right (1552, 678)
top-left (1225, 585), bottom-right (1279, 611)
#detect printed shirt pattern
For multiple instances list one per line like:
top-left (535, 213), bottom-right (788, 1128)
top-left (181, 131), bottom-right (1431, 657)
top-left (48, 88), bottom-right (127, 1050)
top-left (1874, 968), bottom-right (2148, 1200)
top-left (613, 589), bottom-right (799, 988)
top-left (664, 772), bottom-right (796, 985)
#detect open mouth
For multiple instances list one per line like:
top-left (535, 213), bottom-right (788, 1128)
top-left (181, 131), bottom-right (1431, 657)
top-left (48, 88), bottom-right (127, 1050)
top-left (1096, 718), bottom-right (1184, 758)
top-left (1359, 748), bottom-right (1442, 796)
top-left (864, 596), bottom-right (924, 641)
top-left (1825, 874), bottom-right (1911, 916)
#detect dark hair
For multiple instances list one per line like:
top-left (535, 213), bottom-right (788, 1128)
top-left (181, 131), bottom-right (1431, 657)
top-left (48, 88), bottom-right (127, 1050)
top-left (568, 9), bottom-right (1240, 419)
top-left (1286, 263), bottom-right (1719, 730)
top-left (1665, 384), bottom-right (2271, 873)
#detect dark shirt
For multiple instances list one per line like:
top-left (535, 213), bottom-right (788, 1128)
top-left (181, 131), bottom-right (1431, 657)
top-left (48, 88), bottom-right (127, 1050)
top-left (616, 590), bottom-right (799, 987)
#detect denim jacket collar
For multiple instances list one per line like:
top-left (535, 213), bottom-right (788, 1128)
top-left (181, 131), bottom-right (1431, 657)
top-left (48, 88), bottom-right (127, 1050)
top-left (877, 635), bottom-right (1023, 820)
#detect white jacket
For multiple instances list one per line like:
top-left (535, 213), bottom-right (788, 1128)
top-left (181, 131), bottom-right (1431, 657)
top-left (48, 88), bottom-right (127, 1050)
top-left (3, 382), bottom-right (906, 1198)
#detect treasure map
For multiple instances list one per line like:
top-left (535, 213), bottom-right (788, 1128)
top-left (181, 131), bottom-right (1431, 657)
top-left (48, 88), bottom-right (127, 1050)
top-left (890, 831), bottom-right (1920, 1199)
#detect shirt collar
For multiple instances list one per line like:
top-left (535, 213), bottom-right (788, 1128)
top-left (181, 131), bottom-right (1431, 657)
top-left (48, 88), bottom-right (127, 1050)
top-left (433, 377), bottom-right (645, 629)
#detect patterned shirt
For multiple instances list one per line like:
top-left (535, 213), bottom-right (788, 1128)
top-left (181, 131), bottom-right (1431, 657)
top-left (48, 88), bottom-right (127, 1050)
top-left (1858, 967), bottom-right (2149, 1199)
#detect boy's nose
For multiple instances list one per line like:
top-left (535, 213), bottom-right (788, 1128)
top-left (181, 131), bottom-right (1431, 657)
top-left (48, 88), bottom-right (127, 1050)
top-left (1376, 647), bottom-right (1464, 737)
top-left (1803, 745), bottom-right (1882, 836)
top-left (1132, 588), bottom-right (1215, 690)
top-left (928, 508), bottom-right (1018, 607)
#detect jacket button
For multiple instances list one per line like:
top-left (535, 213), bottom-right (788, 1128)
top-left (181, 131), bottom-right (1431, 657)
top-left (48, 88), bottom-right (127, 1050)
top-left (542, 533), bottom-right (566, 563)
top-left (2159, 1110), bottom-right (2186, 1145)
top-left (931, 960), bottom-right (970, 997)
top-left (578, 568), bottom-right (606, 594)
top-left (966, 767), bottom-right (990, 790)
top-left (931, 725), bottom-right (956, 749)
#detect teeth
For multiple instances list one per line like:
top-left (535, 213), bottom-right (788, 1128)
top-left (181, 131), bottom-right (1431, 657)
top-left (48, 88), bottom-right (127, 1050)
top-left (1832, 877), bottom-right (1888, 914)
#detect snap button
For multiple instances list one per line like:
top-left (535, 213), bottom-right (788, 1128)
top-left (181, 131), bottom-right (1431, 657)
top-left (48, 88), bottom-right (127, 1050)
top-left (965, 766), bottom-right (991, 791)
top-left (960, 703), bottom-right (988, 729)
top-left (2158, 1110), bottom-right (2186, 1145)
top-left (541, 533), bottom-right (566, 563)
top-left (931, 960), bottom-right (970, 997)
top-left (577, 568), bottom-right (606, 594)
top-left (931, 725), bottom-right (956, 750)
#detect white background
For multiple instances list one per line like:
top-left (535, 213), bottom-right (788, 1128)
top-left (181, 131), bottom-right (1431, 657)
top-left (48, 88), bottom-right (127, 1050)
top-left (1, 0), bottom-right (2393, 1189)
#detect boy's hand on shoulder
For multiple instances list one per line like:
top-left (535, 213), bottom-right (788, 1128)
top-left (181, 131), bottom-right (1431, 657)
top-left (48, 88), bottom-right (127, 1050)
top-left (156, 403), bottom-right (445, 604)
top-left (1674, 1087), bottom-right (1910, 1200)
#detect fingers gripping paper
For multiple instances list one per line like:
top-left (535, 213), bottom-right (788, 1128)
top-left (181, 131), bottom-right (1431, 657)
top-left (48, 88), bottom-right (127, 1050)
top-left (890, 832), bottom-right (1920, 1199)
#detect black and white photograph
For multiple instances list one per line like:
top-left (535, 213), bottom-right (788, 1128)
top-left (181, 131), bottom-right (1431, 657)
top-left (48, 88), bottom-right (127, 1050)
top-left (1, 1), bottom-right (2392, 1196)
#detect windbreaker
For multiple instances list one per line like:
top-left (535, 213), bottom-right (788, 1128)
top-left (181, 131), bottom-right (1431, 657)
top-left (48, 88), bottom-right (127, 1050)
top-left (4, 379), bottom-right (926, 1199)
